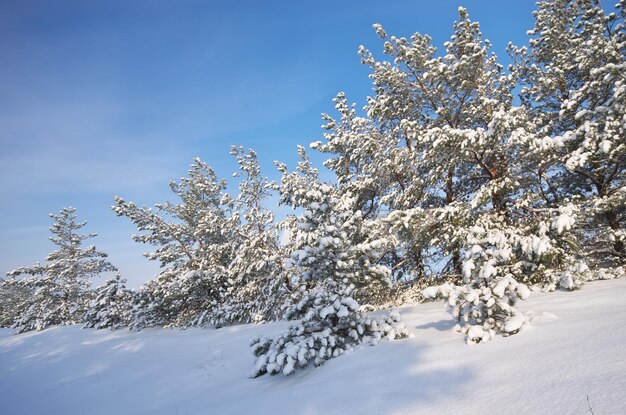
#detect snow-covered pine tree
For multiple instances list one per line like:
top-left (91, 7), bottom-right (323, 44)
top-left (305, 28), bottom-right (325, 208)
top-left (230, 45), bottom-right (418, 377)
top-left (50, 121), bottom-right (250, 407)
top-left (310, 7), bottom-right (621, 342)
top-left (277, 146), bottom-right (391, 293)
top-left (316, 4), bottom-right (615, 291)
top-left (83, 273), bottom-right (133, 329)
top-left (250, 148), bottom-right (407, 377)
top-left (115, 153), bottom-right (284, 328)
top-left (314, 8), bottom-right (527, 282)
top-left (113, 158), bottom-right (237, 328)
top-left (422, 213), bottom-right (535, 343)
top-left (0, 278), bottom-right (33, 328)
top-left (250, 280), bottom-right (407, 377)
top-left (7, 207), bottom-right (117, 333)
top-left (312, 93), bottom-right (430, 285)
top-left (207, 147), bottom-right (287, 326)
top-left (128, 272), bottom-right (180, 329)
top-left (510, 0), bottom-right (626, 269)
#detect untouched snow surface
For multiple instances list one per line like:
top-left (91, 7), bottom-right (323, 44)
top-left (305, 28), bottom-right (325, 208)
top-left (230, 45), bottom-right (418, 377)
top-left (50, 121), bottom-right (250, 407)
top-left (2, 278), bottom-right (626, 415)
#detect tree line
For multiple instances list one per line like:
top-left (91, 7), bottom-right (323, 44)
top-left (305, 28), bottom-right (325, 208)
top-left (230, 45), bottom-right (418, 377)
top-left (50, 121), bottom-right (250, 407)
top-left (1, 0), bottom-right (624, 374)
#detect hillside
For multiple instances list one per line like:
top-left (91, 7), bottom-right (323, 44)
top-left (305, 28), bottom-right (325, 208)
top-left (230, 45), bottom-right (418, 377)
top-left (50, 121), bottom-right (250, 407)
top-left (1, 278), bottom-right (625, 415)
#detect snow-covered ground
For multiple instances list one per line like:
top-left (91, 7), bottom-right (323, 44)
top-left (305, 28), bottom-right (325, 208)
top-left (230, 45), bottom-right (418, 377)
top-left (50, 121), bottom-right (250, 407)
top-left (2, 278), bottom-right (625, 415)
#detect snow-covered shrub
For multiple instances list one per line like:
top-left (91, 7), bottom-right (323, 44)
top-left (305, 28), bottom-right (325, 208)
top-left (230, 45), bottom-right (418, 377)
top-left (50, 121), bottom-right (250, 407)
top-left (128, 286), bottom-right (163, 330)
top-left (544, 260), bottom-right (625, 291)
top-left (250, 282), bottom-right (407, 377)
top-left (425, 198), bottom-right (620, 343)
top-left (363, 274), bottom-right (462, 310)
top-left (515, 204), bottom-right (621, 291)
top-left (84, 273), bottom-right (134, 330)
top-left (421, 217), bottom-right (533, 343)
top-left (427, 276), bottom-right (530, 344)
top-left (545, 260), bottom-right (590, 291)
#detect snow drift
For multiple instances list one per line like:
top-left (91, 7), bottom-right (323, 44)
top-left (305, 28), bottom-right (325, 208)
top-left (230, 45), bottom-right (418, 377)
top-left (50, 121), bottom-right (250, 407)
top-left (1, 278), bottom-right (625, 415)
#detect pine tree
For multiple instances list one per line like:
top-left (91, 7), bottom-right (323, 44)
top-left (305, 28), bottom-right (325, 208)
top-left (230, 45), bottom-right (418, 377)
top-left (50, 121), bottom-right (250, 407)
top-left (306, 5), bottom-right (626, 344)
top-left (7, 207), bottom-right (116, 333)
top-left (113, 158), bottom-right (236, 328)
top-left (250, 280), bottom-right (407, 377)
top-left (314, 8), bottom-right (527, 282)
top-left (0, 278), bottom-right (33, 328)
top-left (116, 153), bottom-right (286, 328)
top-left (250, 148), bottom-right (408, 377)
top-left (277, 146), bottom-right (391, 293)
top-left (207, 147), bottom-right (286, 326)
top-left (510, 0), bottom-right (626, 267)
top-left (83, 273), bottom-right (133, 329)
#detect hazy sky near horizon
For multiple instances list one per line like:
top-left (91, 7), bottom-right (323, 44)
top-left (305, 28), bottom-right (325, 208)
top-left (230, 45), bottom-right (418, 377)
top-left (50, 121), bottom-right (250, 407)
top-left (0, 0), bottom-right (536, 288)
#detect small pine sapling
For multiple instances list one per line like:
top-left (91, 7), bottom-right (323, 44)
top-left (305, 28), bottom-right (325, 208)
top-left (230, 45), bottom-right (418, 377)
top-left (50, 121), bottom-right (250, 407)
top-left (84, 273), bottom-right (133, 329)
top-left (250, 281), bottom-right (407, 377)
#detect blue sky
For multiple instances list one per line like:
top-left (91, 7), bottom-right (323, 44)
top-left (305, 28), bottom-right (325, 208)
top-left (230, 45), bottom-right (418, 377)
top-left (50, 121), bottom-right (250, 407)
top-left (0, 0), bottom-right (536, 288)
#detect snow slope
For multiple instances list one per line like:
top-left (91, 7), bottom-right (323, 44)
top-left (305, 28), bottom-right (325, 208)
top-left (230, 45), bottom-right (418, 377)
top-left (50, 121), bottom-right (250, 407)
top-left (1, 278), bottom-right (625, 415)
